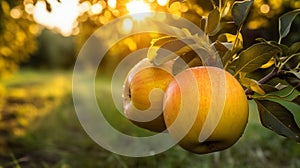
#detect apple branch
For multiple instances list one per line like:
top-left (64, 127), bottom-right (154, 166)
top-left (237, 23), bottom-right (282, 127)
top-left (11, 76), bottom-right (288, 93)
top-left (245, 68), bottom-right (279, 97)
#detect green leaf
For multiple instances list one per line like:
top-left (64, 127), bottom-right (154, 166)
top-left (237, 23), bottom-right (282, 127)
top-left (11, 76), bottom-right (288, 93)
top-left (255, 100), bottom-right (300, 142)
top-left (212, 41), bottom-right (232, 52)
top-left (285, 76), bottom-right (300, 92)
top-left (290, 71), bottom-right (300, 80)
top-left (284, 53), bottom-right (300, 70)
top-left (147, 38), bottom-right (194, 65)
top-left (279, 9), bottom-right (300, 42)
top-left (231, 0), bottom-right (254, 27)
top-left (288, 42), bottom-right (300, 55)
top-left (205, 8), bottom-right (220, 35)
top-left (240, 77), bottom-right (265, 95)
top-left (235, 43), bottom-right (281, 75)
top-left (292, 95), bottom-right (300, 106)
top-left (150, 36), bottom-right (177, 47)
top-left (218, 33), bottom-right (243, 50)
top-left (212, 41), bottom-right (232, 63)
top-left (172, 50), bottom-right (202, 75)
top-left (260, 58), bottom-right (275, 69)
top-left (256, 38), bottom-right (289, 56)
top-left (261, 83), bottom-right (288, 93)
top-left (148, 29), bottom-right (214, 66)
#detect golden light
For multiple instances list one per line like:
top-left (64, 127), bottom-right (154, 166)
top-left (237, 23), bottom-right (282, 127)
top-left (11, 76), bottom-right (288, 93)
top-left (31, 0), bottom-right (80, 36)
top-left (126, 0), bottom-right (151, 14)
top-left (291, 0), bottom-right (300, 8)
top-left (79, 1), bottom-right (91, 15)
top-left (260, 4), bottom-right (270, 14)
top-left (29, 24), bottom-right (41, 35)
top-left (157, 0), bottom-right (168, 6)
top-left (10, 8), bottom-right (22, 19)
top-left (121, 18), bottom-right (134, 34)
top-left (108, 0), bottom-right (117, 9)
top-left (91, 3), bottom-right (103, 15)
top-left (124, 38), bottom-right (137, 51)
top-left (24, 3), bottom-right (34, 14)
top-left (126, 0), bottom-right (153, 21)
top-left (169, 1), bottom-right (182, 16)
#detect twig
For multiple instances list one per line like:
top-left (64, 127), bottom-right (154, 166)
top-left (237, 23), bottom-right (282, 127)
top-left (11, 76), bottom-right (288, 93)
top-left (245, 68), bottom-right (279, 96)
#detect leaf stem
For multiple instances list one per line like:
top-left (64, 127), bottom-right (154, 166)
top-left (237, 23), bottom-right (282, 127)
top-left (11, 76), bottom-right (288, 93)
top-left (278, 37), bottom-right (282, 44)
top-left (278, 53), bottom-right (300, 71)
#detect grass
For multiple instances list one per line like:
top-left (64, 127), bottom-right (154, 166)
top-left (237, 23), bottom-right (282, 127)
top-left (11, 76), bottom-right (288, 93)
top-left (0, 69), bottom-right (299, 167)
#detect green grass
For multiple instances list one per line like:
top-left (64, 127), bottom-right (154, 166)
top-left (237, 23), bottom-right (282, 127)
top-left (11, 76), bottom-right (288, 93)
top-left (0, 69), bottom-right (299, 168)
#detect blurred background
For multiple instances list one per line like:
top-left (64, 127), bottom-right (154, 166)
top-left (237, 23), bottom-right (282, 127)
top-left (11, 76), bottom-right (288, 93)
top-left (0, 0), bottom-right (300, 167)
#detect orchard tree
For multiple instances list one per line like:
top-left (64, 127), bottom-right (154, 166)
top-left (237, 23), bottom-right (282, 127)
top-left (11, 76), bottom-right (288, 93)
top-left (0, 0), bottom-right (38, 78)
top-left (122, 0), bottom-right (300, 154)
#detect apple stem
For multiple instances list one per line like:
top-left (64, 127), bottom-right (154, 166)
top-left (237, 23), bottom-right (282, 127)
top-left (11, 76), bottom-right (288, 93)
top-left (245, 68), bottom-right (279, 98)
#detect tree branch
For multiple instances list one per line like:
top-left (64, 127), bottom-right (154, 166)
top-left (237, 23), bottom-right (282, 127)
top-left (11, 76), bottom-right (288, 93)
top-left (245, 68), bottom-right (279, 96)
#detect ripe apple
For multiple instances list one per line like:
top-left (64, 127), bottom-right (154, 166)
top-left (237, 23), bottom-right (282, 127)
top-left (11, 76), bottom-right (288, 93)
top-left (123, 58), bottom-right (174, 132)
top-left (163, 66), bottom-right (249, 154)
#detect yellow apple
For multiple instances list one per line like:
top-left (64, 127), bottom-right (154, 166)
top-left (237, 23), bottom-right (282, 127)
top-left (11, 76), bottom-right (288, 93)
top-left (123, 58), bottom-right (174, 132)
top-left (163, 66), bottom-right (249, 154)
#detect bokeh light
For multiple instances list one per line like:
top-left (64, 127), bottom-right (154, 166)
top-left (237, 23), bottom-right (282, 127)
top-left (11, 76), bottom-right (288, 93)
top-left (126, 0), bottom-right (153, 20)
top-left (121, 18), bottom-right (134, 34)
top-left (90, 3), bottom-right (103, 15)
top-left (108, 0), bottom-right (117, 9)
top-left (126, 0), bottom-right (152, 14)
top-left (10, 7), bottom-right (22, 19)
top-left (260, 4), bottom-right (270, 14)
top-left (32, 0), bottom-right (80, 36)
top-left (157, 0), bottom-right (168, 6)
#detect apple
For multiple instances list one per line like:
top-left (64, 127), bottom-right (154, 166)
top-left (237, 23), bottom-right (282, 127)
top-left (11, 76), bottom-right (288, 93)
top-left (163, 66), bottom-right (249, 154)
top-left (123, 58), bottom-right (174, 132)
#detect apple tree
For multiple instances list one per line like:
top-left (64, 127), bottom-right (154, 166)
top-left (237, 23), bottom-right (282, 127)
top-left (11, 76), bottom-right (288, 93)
top-left (147, 0), bottom-right (300, 143)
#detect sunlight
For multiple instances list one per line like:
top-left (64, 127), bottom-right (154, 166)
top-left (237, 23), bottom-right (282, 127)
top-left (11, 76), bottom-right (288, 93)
top-left (121, 18), bottom-right (134, 34)
top-left (91, 3), bottom-right (103, 15)
top-left (27, 0), bottom-right (166, 35)
top-left (32, 0), bottom-right (80, 36)
top-left (157, 0), bottom-right (168, 6)
top-left (108, 0), bottom-right (117, 9)
top-left (126, 0), bottom-right (152, 20)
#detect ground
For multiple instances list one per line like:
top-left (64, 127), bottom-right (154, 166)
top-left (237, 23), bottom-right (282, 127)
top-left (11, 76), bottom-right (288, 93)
top-left (0, 69), bottom-right (299, 168)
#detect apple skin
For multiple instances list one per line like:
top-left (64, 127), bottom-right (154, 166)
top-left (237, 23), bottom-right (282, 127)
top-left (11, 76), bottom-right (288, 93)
top-left (123, 58), bottom-right (173, 132)
top-left (163, 66), bottom-right (249, 154)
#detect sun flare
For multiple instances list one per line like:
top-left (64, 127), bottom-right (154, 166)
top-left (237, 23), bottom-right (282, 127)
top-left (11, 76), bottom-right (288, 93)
top-left (126, 0), bottom-right (152, 20)
top-left (126, 0), bottom-right (152, 14)
top-left (32, 0), bottom-right (80, 36)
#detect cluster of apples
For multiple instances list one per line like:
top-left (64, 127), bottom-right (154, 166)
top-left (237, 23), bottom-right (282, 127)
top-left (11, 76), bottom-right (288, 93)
top-left (122, 58), bottom-right (249, 154)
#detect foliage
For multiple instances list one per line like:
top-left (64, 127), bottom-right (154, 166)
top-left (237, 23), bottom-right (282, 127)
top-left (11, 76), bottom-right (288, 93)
top-left (148, 0), bottom-right (300, 143)
top-left (0, 0), bottom-right (38, 78)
